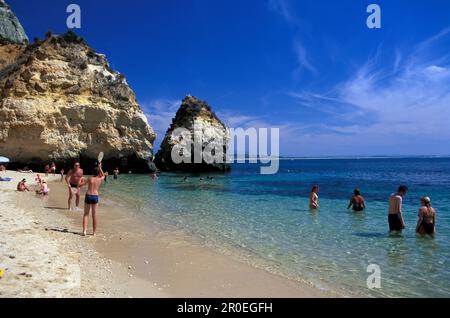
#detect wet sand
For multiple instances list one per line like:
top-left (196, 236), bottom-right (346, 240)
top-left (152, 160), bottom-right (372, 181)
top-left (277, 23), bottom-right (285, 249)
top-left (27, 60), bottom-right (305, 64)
top-left (0, 170), bottom-right (334, 297)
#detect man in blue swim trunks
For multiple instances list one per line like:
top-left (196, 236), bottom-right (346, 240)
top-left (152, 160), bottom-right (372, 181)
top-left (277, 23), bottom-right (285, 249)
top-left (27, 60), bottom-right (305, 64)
top-left (79, 165), bottom-right (105, 236)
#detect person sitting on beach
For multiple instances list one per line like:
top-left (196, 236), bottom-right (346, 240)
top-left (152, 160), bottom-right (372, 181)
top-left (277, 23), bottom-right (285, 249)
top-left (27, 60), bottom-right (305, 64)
top-left (113, 167), bottom-right (119, 180)
top-left (309, 185), bottom-right (320, 209)
top-left (0, 165), bottom-right (5, 172)
top-left (36, 181), bottom-right (50, 196)
top-left (65, 162), bottom-right (84, 211)
top-left (17, 179), bottom-right (30, 192)
top-left (79, 167), bottom-right (105, 236)
top-left (388, 185), bottom-right (408, 233)
top-left (416, 196), bottom-right (436, 237)
top-left (348, 188), bottom-right (366, 211)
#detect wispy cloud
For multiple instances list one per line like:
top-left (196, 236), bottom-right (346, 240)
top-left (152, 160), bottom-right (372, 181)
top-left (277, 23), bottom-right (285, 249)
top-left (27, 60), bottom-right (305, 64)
top-left (293, 40), bottom-right (317, 76)
top-left (267, 0), bottom-right (299, 27)
top-left (268, 0), bottom-right (316, 77)
top-left (283, 27), bottom-right (450, 155)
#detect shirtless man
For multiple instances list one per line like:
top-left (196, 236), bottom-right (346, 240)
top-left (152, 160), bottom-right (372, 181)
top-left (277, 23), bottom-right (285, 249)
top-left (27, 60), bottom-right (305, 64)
top-left (79, 167), bottom-right (105, 236)
top-left (388, 185), bottom-right (408, 233)
top-left (65, 162), bottom-right (84, 211)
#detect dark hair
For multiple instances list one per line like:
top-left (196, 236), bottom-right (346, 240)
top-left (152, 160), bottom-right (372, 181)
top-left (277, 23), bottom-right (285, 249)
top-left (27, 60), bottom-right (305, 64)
top-left (398, 185), bottom-right (409, 193)
top-left (354, 188), bottom-right (361, 196)
top-left (92, 167), bottom-right (100, 176)
top-left (311, 185), bottom-right (319, 192)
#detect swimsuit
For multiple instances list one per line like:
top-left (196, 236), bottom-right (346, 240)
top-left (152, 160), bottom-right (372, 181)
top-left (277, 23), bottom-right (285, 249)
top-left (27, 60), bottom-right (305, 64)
top-left (70, 182), bottom-right (78, 188)
top-left (388, 213), bottom-right (403, 231)
top-left (421, 221), bottom-right (434, 235)
top-left (85, 194), bottom-right (99, 205)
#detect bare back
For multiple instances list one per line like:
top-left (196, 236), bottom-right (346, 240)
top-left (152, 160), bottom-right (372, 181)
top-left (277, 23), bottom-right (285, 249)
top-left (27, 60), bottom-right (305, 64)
top-left (87, 176), bottom-right (104, 195)
top-left (389, 194), bottom-right (402, 214)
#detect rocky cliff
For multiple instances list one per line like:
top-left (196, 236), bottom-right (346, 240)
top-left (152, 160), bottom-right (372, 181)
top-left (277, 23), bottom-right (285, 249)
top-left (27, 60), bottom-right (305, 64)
top-left (0, 31), bottom-right (156, 172)
top-left (0, 0), bottom-right (28, 44)
top-left (155, 96), bottom-right (230, 172)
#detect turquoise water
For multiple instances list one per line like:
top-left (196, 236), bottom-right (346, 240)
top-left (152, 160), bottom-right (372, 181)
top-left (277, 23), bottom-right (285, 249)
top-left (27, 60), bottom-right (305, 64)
top-left (102, 158), bottom-right (450, 297)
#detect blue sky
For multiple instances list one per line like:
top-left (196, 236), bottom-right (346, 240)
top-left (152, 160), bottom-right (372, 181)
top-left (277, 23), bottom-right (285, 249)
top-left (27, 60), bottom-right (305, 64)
top-left (9, 0), bottom-right (450, 156)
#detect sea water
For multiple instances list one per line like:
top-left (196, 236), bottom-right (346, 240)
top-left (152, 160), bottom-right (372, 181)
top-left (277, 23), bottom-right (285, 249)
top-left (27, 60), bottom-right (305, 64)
top-left (101, 157), bottom-right (450, 297)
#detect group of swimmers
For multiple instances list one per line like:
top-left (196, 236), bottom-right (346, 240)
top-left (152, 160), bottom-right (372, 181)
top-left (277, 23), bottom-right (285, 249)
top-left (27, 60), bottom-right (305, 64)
top-left (309, 185), bottom-right (436, 237)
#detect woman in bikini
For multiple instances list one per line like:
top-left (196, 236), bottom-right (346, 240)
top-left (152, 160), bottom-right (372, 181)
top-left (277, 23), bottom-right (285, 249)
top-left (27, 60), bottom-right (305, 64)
top-left (309, 185), bottom-right (320, 210)
top-left (348, 188), bottom-right (366, 211)
top-left (416, 196), bottom-right (436, 237)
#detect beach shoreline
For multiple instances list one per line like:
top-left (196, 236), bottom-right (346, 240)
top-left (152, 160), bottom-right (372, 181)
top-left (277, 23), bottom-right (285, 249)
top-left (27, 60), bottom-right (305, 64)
top-left (0, 170), bottom-right (333, 298)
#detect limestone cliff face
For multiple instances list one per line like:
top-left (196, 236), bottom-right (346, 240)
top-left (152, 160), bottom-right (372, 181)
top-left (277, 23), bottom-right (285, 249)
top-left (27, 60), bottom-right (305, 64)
top-left (0, 0), bottom-right (28, 44)
top-left (0, 32), bottom-right (156, 171)
top-left (155, 96), bottom-right (230, 172)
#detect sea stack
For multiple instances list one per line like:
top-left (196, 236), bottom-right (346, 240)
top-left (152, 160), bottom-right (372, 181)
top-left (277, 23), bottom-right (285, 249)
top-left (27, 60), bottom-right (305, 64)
top-left (0, 28), bottom-right (156, 171)
top-left (155, 95), bottom-right (230, 172)
top-left (0, 0), bottom-right (28, 44)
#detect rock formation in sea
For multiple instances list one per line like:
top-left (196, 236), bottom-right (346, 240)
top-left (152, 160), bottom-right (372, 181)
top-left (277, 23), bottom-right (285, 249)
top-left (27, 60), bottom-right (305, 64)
top-left (155, 95), bottom-right (230, 172)
top-left (0, 29), bottom-right (156, 172)
top-left (0, 0), bottom-right (28, 44)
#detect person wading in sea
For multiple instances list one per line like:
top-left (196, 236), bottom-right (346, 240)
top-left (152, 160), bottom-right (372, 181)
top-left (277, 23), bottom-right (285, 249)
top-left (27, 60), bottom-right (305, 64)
top-left (388, 185), bottom-right (408, 233)
top-left (416, 196), bottom-right (436, 238)
top-left (348, 188), bottom-right (366, 211)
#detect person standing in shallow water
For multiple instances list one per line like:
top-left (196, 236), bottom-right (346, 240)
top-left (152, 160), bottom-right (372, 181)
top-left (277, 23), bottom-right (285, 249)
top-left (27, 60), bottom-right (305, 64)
top-left (309, 185), bottom-right (320, 209)
top-left (348, 188), bottom-right (366, 211)
top-left (79, 167), bottom-right (105, 236)
top-left (416, 196), bottom-right (436, 237)
top-left (388, 185), bottom-right (408, 233)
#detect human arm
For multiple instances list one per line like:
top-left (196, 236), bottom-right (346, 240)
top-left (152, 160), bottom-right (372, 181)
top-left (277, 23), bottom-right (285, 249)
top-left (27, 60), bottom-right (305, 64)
top-left (416, 209), bottom-right (423, 232)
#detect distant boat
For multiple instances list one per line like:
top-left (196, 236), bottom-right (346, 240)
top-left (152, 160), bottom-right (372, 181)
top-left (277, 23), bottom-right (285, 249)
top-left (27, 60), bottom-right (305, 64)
top-left (0, 156), bottom-right (10, 163)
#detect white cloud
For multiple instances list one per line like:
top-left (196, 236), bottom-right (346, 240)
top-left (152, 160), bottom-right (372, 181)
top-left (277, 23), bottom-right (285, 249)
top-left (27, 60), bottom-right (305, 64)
top-left (283, 28), bottom-right (450, 155)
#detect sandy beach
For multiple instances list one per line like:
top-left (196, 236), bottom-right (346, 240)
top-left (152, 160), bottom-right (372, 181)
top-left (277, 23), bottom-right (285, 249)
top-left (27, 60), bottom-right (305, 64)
top-left (0, 170), bottom-right (332, 298)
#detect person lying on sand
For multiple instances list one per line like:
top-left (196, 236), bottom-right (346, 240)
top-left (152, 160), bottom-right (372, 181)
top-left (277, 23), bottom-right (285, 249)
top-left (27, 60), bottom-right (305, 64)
top-left (416, 196), bottom-right (436, 238)
top-left (17, 179), bottom-right (30, 192)
top-left (388, 185), bottom-right (408, 233)
top-left (79, 166), bottom-right (105, 236)
top-left (18, 167), bottom-right (33, 173)
top-left (348, 188), bottom-right (366, 211)
top-left (309, 185), bottom-right (320, 209)
top-left (65, 162), bottom-right (84, 211)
